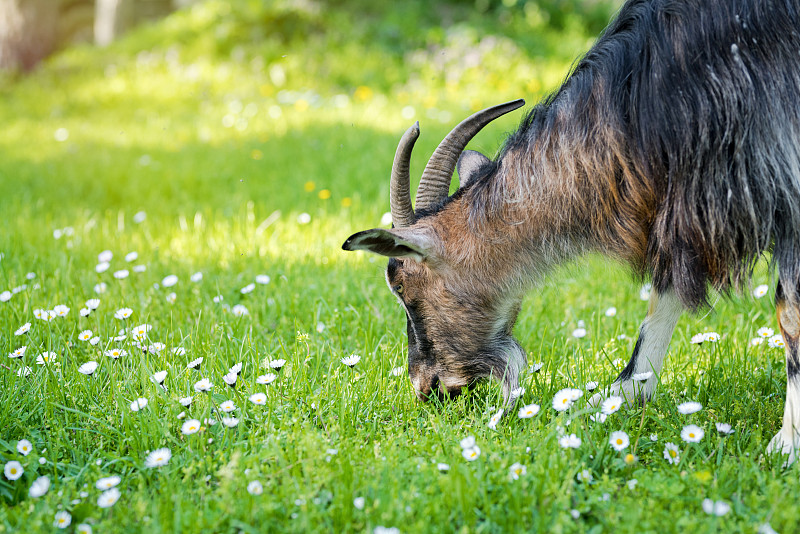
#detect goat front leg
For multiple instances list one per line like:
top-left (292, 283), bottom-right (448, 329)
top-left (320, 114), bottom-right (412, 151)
top-left (767, 282), bottom-right (800, 465)
top-left (590, 287), bottom-right (683, 406)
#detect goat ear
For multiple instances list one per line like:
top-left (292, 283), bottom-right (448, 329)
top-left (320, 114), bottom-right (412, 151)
top-left (457, 150), bottom-right (493, 188)
top-left (342, 228), bottom-right (435, 262)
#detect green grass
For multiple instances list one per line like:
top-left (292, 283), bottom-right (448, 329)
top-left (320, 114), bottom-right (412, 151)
top-left (0, 0), bottom-right (797, 532)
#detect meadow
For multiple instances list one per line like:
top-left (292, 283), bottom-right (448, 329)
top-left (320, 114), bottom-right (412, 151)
top-left (0, 1), bottom-right (797, 532)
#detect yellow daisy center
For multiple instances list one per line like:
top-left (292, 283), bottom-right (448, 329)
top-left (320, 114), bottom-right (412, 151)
top-left (669, 450), bottom-right (677, 458)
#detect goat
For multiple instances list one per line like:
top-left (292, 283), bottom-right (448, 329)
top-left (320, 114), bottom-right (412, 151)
top-left (343, 0), bottom-right (800, 462)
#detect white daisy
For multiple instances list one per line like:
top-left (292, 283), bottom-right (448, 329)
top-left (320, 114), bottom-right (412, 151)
top-left (98, 250), bottom-right (113, 263)
top-left (690, 333), bottom-right (706, 344)
top-left (353, 497), bottom-right (365, 510)
top-left (36, 352), bottom-right (57, 365)
top-left (341, 354), bottom-right (361, 367)
top-left (703, 332), bottom-right (720, 342)
top-left (256, 373), bottom-right (277, 385)
top-left (54, 511), bottom-right (72, 529)
top-left (249, 393), bottom-right (267, 405)
top-left (681, 424), bottom-right (704, 443)
top-left (96, 262), bottom-right (110, 273)
top-left (601, 395), bottom-right (623, 415)
top-left (181, 420), bottom-right (201, 435)
top-left (133, 211), bottom-right (146, 223)
top-left (105, 348), bottom-right (126, 359)
top-left (130, 398), bottom-right (148, 412)
top-left (86, 298), bottom-right (100, 310)
top-left (247, 480), bottom-right (263, 495)
top-left (172, 347), bottom-right (186, 356)
top-left (14, 322), bottom-right (31, 336)
top-left (4, 460), bottom-right (23, 480)
top-left (17, 439), bottom-right (33, 456)
top-left (229, 362), bottom-right (243, 375)
top-left (715, 422), bottom-right (734, 435)
top-left (89, 336), bottom-right (101, 346)
top-left (132, 265), bottom-right (146, 273)
top-left (757, 327), bottom-right (774, 338)
top-left (769, 334), bottom-right (786, 348)
top-left (114, 308), bottom-right (133, 320)
top-left (222, 417), bottom-right (239, 428)
top-left (125, 251), bottom-right (138, 262)
top-left (487, 408), bottom-right (504, 430)
top-left (256, 275), bottom-right (270, 284)
top-left (113, 269), bottom-right (129, 279)
top-left (572, 327), bottom-right (587, 338)
top-left (162, 275), bottom-right (178, 287)
top-left (78, 330), bottom-right (93, 341)
top-left (0, 290), bottom-right (10, 302)
top-left (559, 434), bottom-right (581, 449)
top-left (518, 403), bottom-right (540, 418)
top-left (639, 283), bottom-right (652, 300)
top-left (269, 359), bottom-right (286, 370)
top-left (576, 469), bottom-right (593, 483)
top-left (97, 487), bottom-right (121, 508)
top-left (530, 362), bottom-right (544, 373)
top-left (462, 446), bottom-right (481, 461)
top-left (585, 381), bottom-right (599, 391)
top-left (609, 430), bottom-right (630, 451)
top-left (509, 462), bottom-right (526, 480)
top-left (76, 524), bottom-right (93, 534)
top-left (437, 463), bottom-right (450, 472)
top-left (632, 371), bottom-right (653, 382)
top-left (553, 388), bottom-right (581, 411)
top-left (177, 411), bottom-right (186, 419)
top-left (194, 378), bottom-right (213, 392)
top-left (390, 366), bottom-right (405, 377)
top-left (29, 475), bottom-right (50, 498)
top-left (78, 361), bottom-right (98, 376)
top-left (677, 401), bottom-right (702, 415)
top-left (187, 357), bottom-right (203, 370)
top-left (222, 372), bottom-right (238, 387)
top-left (753, 284), bottom-right (769, 298)
top-left (166, 292), bottom-right (176, 304)
top-left (33, 308), bottom-right (47, 320)
top-left (241, 283), bottom-right (256, 294)
top-left (147, 342), bottom-right (165, 354)
top-left (80, 308), bottom-right (91, 317)
top-left (94, 282), bottom-right (108, 294)
top-left (219, 400), bottom-right (236, 413)
top-left (589, 412), bottom-right (608, 423)
top-left (232, 304), bottom-right (249, 317)
top-left (702, 499), bottom-right (730, 516)
top-left (96, 475), bottom-right (121, 490)
top-left (130, 324), bottom-right (152, 340)
top-left (144, 448), bottom-right (171, 468)
top-left (151, 370), bottom-right (167, 385)
top-left (179, 396), bottom-right (193, 407)
top-left (9, 346), bottom-right (26, 358)
top-left (16, 366), bottom-right (32, 377)
top-left (191, 272), bottom-right (203, 282)
top-left (663, 442), bottom-right (680, 464)
top-left (213, 295), bottom-right (224, 303)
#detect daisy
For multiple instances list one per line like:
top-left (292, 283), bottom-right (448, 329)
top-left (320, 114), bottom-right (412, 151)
top-left (0, 290), bottom-right (10, 302)
top-left (96, 262), bottom-right (110, 273)
top-left (78, 330), bottom-right (93, 341)
top-left (341, 354), bottom-right (361, 367)
top-left (716, 422), bottom-right (734, 435)
top-left (194, 378), bottom-right (213, 392)
top-left (4, 460), bottom-right (23, 480)
top-left (609, 430), bottom-right (630, 451)
top-left (576, 470), bottom-right (593, 483)
top-left (14, 322), bottom-right (30, 336)
top-left (639, 283), bottom-right (652, 300)
top-left (249, 392), bottom-right (267, 405)
top-left (627, 478), bottom-right (638, 490)
top-left (177, 411), bottom-right (186, 419)
top-left (76, 525), bottom-right (93, 534)
top-left (54, 511), bottom-right (72, 529)
top-left (624, 453), bottom-right (638, 465)
top-left (105, 348), bottom-right (126, 359)
top-left (247, 480), bottom-right (263, 495)
top-left (677, 401), bottom-right (702, 415)
top-left (650, 433), bottom-right (658, 441)
top-left (437, 463), bottom-right (450, 472)
top-left (36, 352), bottom-right (57, 365)
top-left (585, 381), bottom-right (599, 391)
top-left (187, 356), bottom-right (203, 370)
top-left (130, 398), bottom-right (148, 412)
top-left (589, 412), bottom-right (608, 423)
top-left (33, 308), bottom-right (47, 320)
top-left (663, 442), bottom-right (680, 464)
top-left (213, 295), bottom-right (224, 303)
top-left (80, 308), bottom-right (91, 317)
top-left (690, 333), bottom-right (706, 344)
top-left (133, 211), bottom-right (146, 223)
top-left (98, 250), bottom-right (113, 263)
top-left (229, 362), bottom-right (243, 375)
top-left (191, 272), bottom-right (203, 282)
top-left (632, 371), bottom-right (653, 382)
top-left (179, 396), bottom-right (193, 407)
top-left (681, 424), bottom-right (704, 443)
top-left (222, 417), bottom-right (239, 428)
top-left (144, 448), bottom-right (171, 468)
top-left (256, 274), bottom-right (270, 284)
top-left (114, 308), bottom-right (133, 320)
top-left (16, 366), bottom-right (32, 377)
top-left (17, 439), bottom-right (33, 456)
top-left (572, 327), bottom-right (587, 338)
top-left (181, 419), bottom-right (201, 435)
top-left (94, 282), bottom-right (108, 294)
top-left (113, 269), bottom-right (129, 279)
top-left (166, 293), bottom-right (176, 304)
top-left (601, 396), bottom-right (623, 415)
top-left (703, 332), bottom-right (720, 342)
top-left (487, 408), bottom-right (504, 430)
top-left (125, 251), bottom-right (138, 262)
top-left (553, 388), bottom-right (581, 412)
top-left (605, 306), bottom-right (617, 317)
top-left (753, 284), bottom-right (769, 298)
top-left (130, 323), bottom-right (152, 340)
top-left (53, 304), bottom-right (70, 317)
top-left (462, 446), bottom-right (481, 461)
top-left (269, 359), bottom-right (287, 370)
top-left (29, 476), bottom-right (50, 498)
top-left (222, 372), bottom-right (238, 387)
top-left (78, 361), bottom-right (98, 376)
top-left (509, 462), bottom-right (526, 480)
top-left (86, 298), bottom-right (100, 310)
top-left (530, 362), bottom-right (544, 373)
top-left (702, 499), bottom-right (731, 516)
top-left (757, 327), bottom-right (774, 338)
top-left (559, 434), bottom-right (581, 449)
top-left (97, 487), bottom-right (121, 508)
top-left (89, 336), bottom-right (100, 345)
top-left (241, 283), bottom-right (255, 294)
top-left (151, 371), bottom-right (167, 385)
top-left (172, 347), bottom-right (186, 356)
top-left (162, 275), bottom-right (178, 287)
top-left (316, 322), bottom-right (325, 332)
top-left (147, 342), bottom-right (165, 354)
top-left (9, 346), bottom-right (26, 358)
top-left (510, 386), bottom-right (525, 399)
top-left (219, 400), bottom-right (236, 413)
top-left (769, 334), bottom-right (786, 349)
top-left (256, 373), bottom-right (277, 385)
top-left (459, 436), bottom-right (476, 449)
top-left (232, 304), bottom-right (249, 317)
top-left (353, 497), bottom-right (365, 510)
top-left (133, 265), bottom-right (146, 273)
top-left (518, 403), bottom-right (540, 418)
top-left (96, 476), bottom-right (121, 490)
top-left (390, 366), bottom-right (405, 377)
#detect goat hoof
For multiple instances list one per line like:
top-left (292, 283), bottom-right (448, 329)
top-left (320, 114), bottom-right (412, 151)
top-left (767, 430), bottom-right (799, 467)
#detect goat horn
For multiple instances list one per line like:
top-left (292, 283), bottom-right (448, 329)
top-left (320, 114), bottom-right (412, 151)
top-left (415, 99), bottom-right (525, 211)
top-left (390, 122), bottom-right (420, 228)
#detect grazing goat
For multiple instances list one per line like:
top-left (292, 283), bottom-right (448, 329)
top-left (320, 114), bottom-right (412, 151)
top-left (343, 0), bottom-right (800, 462)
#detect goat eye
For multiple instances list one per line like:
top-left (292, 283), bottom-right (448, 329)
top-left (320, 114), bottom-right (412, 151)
top-left (395, 284), bottom-right (404, 295)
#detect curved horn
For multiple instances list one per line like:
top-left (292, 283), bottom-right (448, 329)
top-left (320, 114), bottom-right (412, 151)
top-left (390, 122), bottom-right (420, 228)
top-left (414, 99), bottom-right (525, 211)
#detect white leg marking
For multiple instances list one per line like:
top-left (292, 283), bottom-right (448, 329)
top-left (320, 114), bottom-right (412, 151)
top-left (767, 378), bottom-right (800, 465)
top-left (590, 288), bottom-right (683, 406)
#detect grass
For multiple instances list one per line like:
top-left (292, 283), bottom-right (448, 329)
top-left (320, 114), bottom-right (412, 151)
top-left (0, 0), bottom-right (797, 532)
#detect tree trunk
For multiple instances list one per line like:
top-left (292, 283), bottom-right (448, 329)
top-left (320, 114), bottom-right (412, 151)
top-left (0, 0), bottom-right (58, 71)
